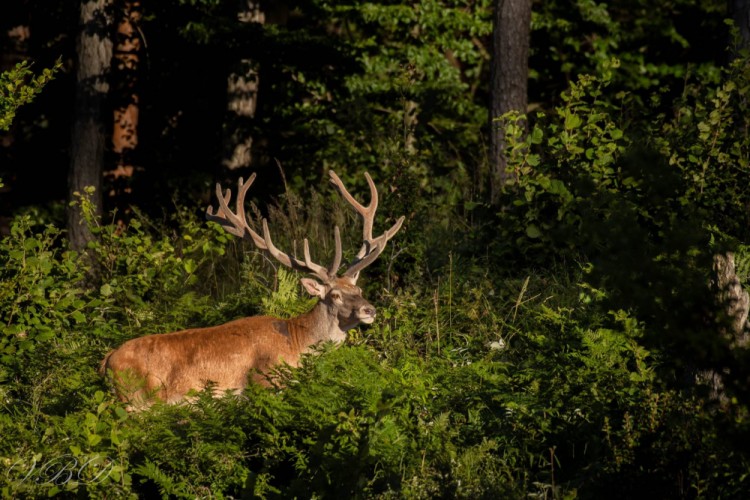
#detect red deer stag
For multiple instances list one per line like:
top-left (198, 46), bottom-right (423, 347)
top-left (101, 171), bottom-right (404, 408)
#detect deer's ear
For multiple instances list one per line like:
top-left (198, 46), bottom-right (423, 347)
top-left (300, 278), bottom-right (327, 298)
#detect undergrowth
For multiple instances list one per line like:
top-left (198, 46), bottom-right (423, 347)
top-left (2, 59), bottom-right (750, 498)
top-left (1, 195), bottom-right (748, 498)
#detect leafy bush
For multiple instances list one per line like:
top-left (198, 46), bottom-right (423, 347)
top-left (0, 59), bottom-right (61, 132)
top-left (499, 56), bottom-right (750, 261)
top-left (495, 59), bottom-right (750, 397)
top-left (1, 192), bottom-right (749, 497)
top-left (0, 215), bottom-right (98, 403)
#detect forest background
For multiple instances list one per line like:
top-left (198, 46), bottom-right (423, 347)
top-left (2, 0), bottom-right (750, 498)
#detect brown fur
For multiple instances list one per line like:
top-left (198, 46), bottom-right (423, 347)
top-left (101, 277), bottom-right (374, 409)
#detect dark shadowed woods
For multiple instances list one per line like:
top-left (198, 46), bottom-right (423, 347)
top-left (1, 1), bottom-right (750, 497)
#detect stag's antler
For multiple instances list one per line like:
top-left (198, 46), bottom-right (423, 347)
top-left (206, 174), bottom-right (265, 247)
top-left (328, 171), bottom-right (404, 279)
top-left (206, 175), bottom-right (338, 282)
top-left (207, 171), bottom-right (403, 283)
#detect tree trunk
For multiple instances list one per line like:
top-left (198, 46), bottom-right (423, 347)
top-left (109, 0), bottom-right (141, 190)
top-left (712, 252), bottom-right (749, 348)
top-left (701, 252), bottom-right (750, 402)
top-left (68, 0), bottom-right (113, 253)
top-left (701, 2), bottom-right (750, 403)
top-left (1, 2), bottom-right (30, 71)
top-left (489, 0), bottom-right (532, 204)
top-left (223, 1), bottom-right (265, 171)
top-left (730, 0), bottom-right (750, 52)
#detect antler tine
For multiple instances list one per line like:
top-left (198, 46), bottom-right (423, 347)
top-left (209, 171), bottom-right (401, 283)
top-left (344, 215), bottom-right (405, 278)
top-left (344, 242), bottom-right (382, 279)
top-left (206, 174), bottom-right (266, 248)
top-left (328, 170), bottom-right (404, 280)
top-left (205, 185), bottom-right (240, 237)
top-left (261, 219), bottom-right (331, 282)
top-left (302, 239), bottom-right (332, 281)
top-left (329, 226), bottom-right (343, 276)
top-left (232, 176), bottom-right (253, 231)
top-left (329, 170), bottom-right (377, 246)
top-left (260, 218), bottom-right (291, 268)
top-left (208, 173), bottom-right (349, 283)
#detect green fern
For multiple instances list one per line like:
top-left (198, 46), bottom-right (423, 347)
top-left (733, 244), bottom-right (750, 285)
top-left (133, 459), bottom-right (193, 499)
top-left (261, 267), bottom-right (317, 319)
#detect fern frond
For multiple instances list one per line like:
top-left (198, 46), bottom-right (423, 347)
top-left (133, 459), bottom-right (193, 499)
top-left (261, 267), bottom-right (317, 319)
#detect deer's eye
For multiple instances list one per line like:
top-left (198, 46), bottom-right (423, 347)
top-left (330, 291), bottom-right (342, 301)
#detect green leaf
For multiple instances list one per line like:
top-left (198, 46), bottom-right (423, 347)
top-left (183, 259), bottom-right (197, 274)
top-left (115, 406), bottom-right (128, 420)
top-left (530, 126), bottom-right (544, 144)
top-left (526, 224), bottom-right (542, 239)
top-left (609, 127), bottom-right (623, 140)
top-left (564, 112), bottom-right (582, 130)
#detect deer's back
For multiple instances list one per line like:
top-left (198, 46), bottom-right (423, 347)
top-left (103, 315), bottom-right (297, 403)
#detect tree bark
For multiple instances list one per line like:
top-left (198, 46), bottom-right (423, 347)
top-left (1, 2), bottom-right (30, 71)
top-left (730, 0), bottom-right (750, 52)
top-left (712, 252), bottom-right (749, 348)
top-left (223, 1), bottom-right (265, 171)
top-left (110, 0), bottom-right (141, 185)
top-left (701, 2), bottom-right (750, 403)
top-left (701, 252), bottom-right (750, 402)
top-left (490, 0), bottom-right (532, 204)
top-left (68, 0), bottom-right (113, 253)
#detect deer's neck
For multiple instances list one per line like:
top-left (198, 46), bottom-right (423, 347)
top-left (287, 301), bottom-right (346, 350)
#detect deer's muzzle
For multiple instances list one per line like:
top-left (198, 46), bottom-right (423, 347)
top-left (358, 304), bottom-right (376, 324)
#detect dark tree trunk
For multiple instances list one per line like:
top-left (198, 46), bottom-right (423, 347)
top-left (109, 0), bottom-right (141, 195)
top-left (713, 252), bottom-right (750, 348)
top-left (730, 0), bottom-right (750, 52)
top-left (222, 1), bottom-right (288, 172)
top-left (489, 0), bottom-right (532, 204)
top-left (1, 1), bottom-right (30, 71)
top-left (68, 0), bottom-right (113, 253)
top-left (223, 1), bottom-right (265, 171)
top-left (701, 3), bottom-right (750, 403)
top-left (701, 252), bottom-right (750, 402)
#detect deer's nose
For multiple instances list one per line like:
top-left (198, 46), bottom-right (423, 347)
top-left (361, 305), bottom-right (376, 318)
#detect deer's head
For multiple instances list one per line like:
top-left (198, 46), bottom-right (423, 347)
top-left (207, 171), bottom-right (404, 335)
top-left (301, 276), bottom-right (375, 332)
